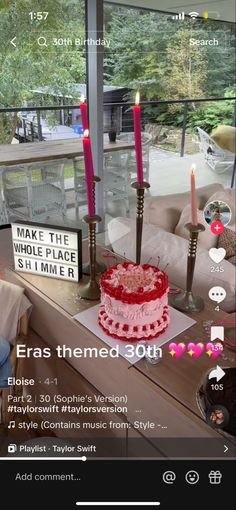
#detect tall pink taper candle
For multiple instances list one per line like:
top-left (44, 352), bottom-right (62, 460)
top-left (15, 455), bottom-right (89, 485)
top-left (82, 129), bottom-right (95, 217)
top-left (191, 165), bottom-right (198, 226)
top-left (80, 94), bottom-right (89, 132)
top-left (133, 91), bottom-right (144, 184)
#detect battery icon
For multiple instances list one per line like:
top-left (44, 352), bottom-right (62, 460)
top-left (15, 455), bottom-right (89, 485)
top-left (203, 11), bottom-right (220, 19)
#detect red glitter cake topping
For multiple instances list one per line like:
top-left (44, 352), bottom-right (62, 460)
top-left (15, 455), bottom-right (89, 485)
top-left (100, 262), bottom-right (168, 305)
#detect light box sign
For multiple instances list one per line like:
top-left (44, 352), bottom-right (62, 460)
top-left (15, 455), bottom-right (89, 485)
top-left (12, 222), bottom-right (82, 282)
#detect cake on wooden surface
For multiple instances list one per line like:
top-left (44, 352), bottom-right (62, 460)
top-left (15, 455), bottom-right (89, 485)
top-left (98, 262), bottom-right (169, 342)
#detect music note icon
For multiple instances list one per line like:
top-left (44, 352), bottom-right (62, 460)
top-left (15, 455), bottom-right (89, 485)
top-left (8, 420), bottom-right (16, 429)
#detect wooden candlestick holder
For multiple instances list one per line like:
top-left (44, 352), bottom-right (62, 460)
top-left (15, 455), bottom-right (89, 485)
top-left (131, 181), bottom-right (150, 264)
top-left (78, 214), bottom-right (101, 300)
top-left (172, 223), bottom-right (205, 313)
top-left (82, 176), bottom-right (107, 276)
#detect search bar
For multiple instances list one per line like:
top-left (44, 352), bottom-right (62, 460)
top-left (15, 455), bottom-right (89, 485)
top-left (37, 36), bottom-right (48, 47)
top-left (75, 504), bottom-right (160, 507)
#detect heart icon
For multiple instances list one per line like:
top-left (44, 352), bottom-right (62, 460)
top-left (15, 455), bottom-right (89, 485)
top-left (187, 342), bottom-right (205, 359)
top-left (168, 342), bottom-right (186, 359)
top-left (209, 248), bottom-right (226, 264)
top-left (206, 342), bottom-right (223, 359)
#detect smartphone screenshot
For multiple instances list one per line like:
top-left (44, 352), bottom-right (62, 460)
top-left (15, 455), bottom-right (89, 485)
top-left (0, 0), bottom-right (235, 508)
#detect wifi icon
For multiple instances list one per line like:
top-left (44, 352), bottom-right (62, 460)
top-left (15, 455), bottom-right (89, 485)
top-left (189, 11), bottom-right (199, 19)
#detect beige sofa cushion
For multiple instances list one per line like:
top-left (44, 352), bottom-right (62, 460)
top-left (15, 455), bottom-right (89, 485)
top-left (144, 183), bottom-right (223, 233)
top-left (212, 125), bottom-right (236, 153)
top-left (108, 217), bottom-right (235, 313)
top-left (174, 204), bottom-right (217, 250)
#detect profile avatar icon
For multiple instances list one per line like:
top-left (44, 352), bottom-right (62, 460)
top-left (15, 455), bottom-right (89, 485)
top-left (204, 200), bottom-right (232, 227)
top-left (206, 405), bottom-right (229, 429)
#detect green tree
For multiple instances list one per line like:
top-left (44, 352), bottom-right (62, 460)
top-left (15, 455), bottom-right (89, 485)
top-left (104, 6), bottom-right (235, 102)
top-left (104, 9), bottom-right (176, 99)
top-left (163, 28), bottom-right (207, 109)
top-left (104, 6), bottom-right (235, 130)
top-left (188, 87), bottom-right (236, 132)
top-left (0, 0), bottom-right (86, 143)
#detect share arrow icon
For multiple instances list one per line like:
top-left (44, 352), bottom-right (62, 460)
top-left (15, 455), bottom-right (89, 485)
top-left (208, 365), bottom-right (226, 382)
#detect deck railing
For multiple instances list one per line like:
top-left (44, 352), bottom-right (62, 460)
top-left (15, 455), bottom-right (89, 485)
top-left (0, 96), bottom-right (235, 157)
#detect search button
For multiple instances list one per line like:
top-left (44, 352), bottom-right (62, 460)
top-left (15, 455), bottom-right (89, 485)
top-left (162, 471), bottom-right (176, 484)
top-left (37, 36), bottom-right (47, 47)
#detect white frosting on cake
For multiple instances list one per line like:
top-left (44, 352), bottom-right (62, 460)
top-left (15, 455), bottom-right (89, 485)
top-left (98, 306), bottom-right (169, 340)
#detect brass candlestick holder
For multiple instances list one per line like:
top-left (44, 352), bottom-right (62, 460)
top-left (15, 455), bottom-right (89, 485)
top-left (131, 181), bottom-right (150, 264)
top-left (83, 176), bottom-right (107, 276)
top-left (172, 222), bottom-right (205, 313)
top-left (78, 214), bottom-right (101, 300)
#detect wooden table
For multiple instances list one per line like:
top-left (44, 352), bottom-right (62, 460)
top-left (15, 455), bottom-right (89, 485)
top-left (1, 229), bottom-right (235, 457)
top-left (0, 137), bottom-right (134, 166)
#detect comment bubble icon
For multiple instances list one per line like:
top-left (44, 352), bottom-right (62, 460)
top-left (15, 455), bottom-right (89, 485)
top-left (208, 286), bottom-right (226, 304)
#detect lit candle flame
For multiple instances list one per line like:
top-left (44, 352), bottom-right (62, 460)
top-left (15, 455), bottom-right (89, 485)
top-left (84, 129), bottom-right (89, 137)
top-left (80, 94), bottom-right (85, 103)
top-left (135, 91), bottom-right (140, 106)
top-left (191, 163), bottom-right (196, 175)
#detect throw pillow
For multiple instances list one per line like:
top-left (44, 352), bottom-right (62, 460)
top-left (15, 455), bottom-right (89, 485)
top-left (218, 228), bottom-right (236, 260)
top-left (211, 125), bottom-right (236, 153)
top-left (174, 204), bottom-right (217, 250)
top-left (228, 256), bottom-right (236, 265)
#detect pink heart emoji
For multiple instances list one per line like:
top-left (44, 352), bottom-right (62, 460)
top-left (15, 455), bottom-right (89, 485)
top-left (206, 342), bottom-right (223, 359)
top-left (168, 342), bottom-right (186, 359)
top-left (187, 342), bottom-right (205, 359)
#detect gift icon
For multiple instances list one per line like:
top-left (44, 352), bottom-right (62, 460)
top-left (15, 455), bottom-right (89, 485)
top-left (208, 470), bottom-right (222, 484)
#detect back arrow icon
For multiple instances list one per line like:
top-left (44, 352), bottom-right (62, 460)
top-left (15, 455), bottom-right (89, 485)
top-left (224, 445), bottom-right (228, 453)
top-left (10, 37), bottom-right (17, 47)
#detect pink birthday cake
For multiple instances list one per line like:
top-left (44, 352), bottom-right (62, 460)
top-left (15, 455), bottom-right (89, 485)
top-left (98, 262), bottom-right (169, 342)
